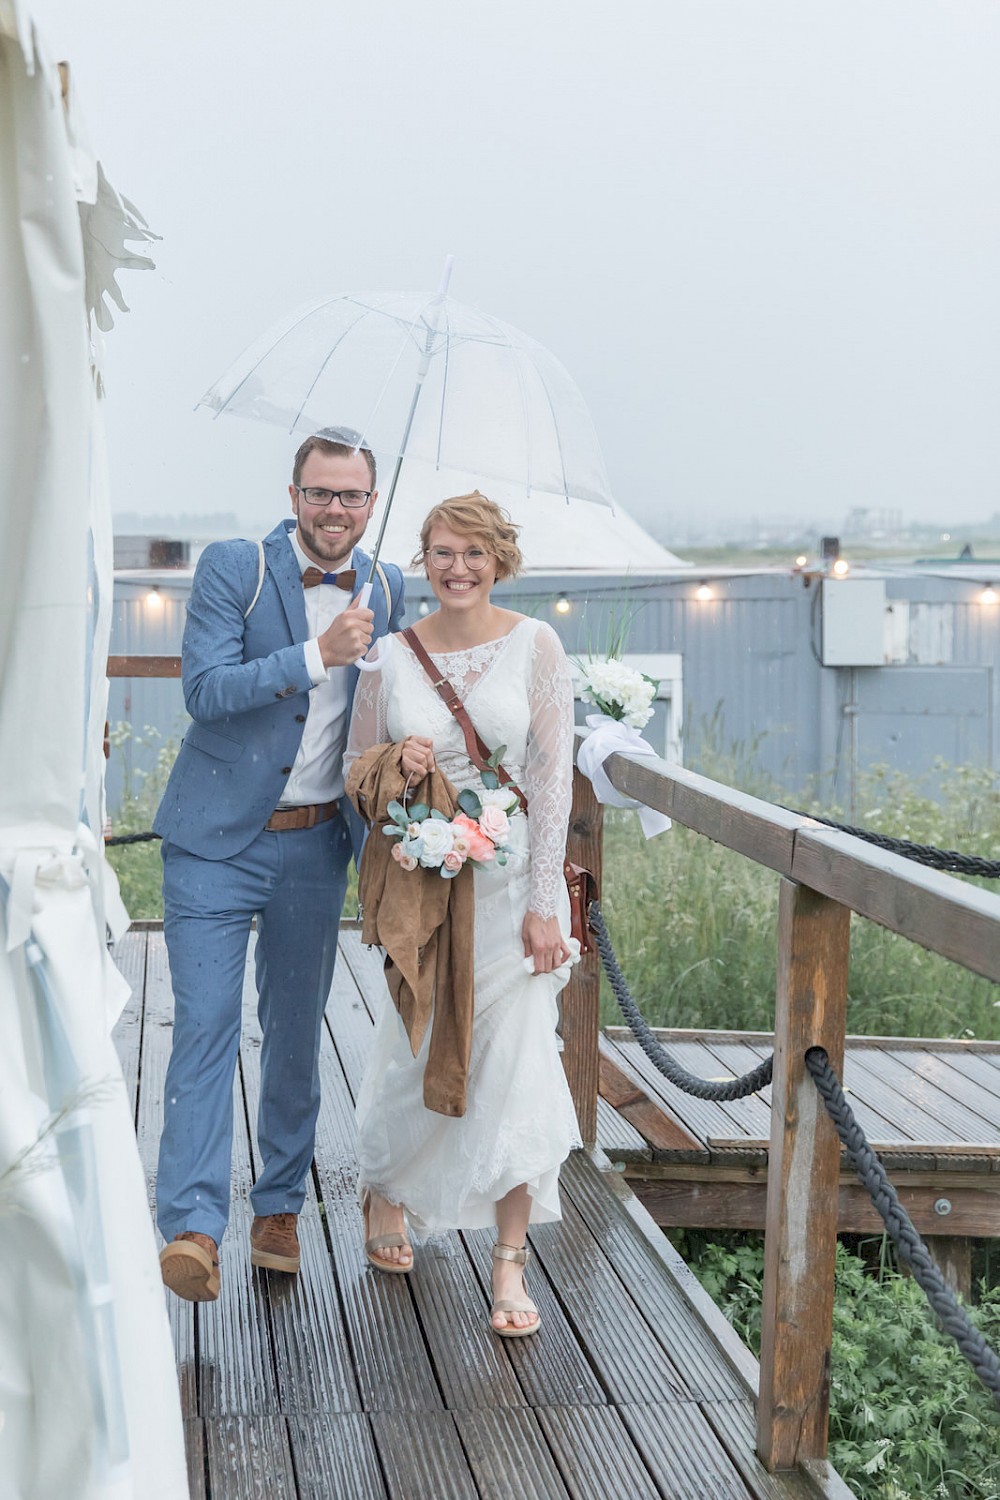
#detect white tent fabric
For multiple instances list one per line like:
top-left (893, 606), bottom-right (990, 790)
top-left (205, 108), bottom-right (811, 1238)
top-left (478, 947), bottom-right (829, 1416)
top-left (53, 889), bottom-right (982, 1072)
top-left (369, 460), bottom-right (687, 573)
top-left (0, 12), bottom-right (187, 1500)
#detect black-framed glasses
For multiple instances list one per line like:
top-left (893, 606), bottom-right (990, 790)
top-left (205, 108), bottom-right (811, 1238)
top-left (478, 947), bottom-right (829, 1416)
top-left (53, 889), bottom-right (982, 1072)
top-left (296, 487), bottom-right (373, 509)
top-left (425, 545), bottom-right (492, 571)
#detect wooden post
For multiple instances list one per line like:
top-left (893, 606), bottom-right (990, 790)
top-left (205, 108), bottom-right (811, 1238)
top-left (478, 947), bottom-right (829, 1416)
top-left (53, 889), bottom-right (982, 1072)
top-left (562, 765), bottom-right (604, 1146)
top-left (757, 878), bottom-right (851, 1470)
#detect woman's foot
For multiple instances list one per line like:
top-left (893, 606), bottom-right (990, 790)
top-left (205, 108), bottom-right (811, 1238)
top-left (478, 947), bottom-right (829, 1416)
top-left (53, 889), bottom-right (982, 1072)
top-left (490, 1242), bottom-right (540, 1337)
top-left (361, 1188), bottom-right (413, 1273)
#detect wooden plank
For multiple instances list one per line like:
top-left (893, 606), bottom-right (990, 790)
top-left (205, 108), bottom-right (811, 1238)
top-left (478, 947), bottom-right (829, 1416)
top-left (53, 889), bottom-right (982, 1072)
top-left (758, 880), bottom-right (851, 1470)
top-left (605, 1034), bottom-right (761, 1158)
top-left (110, 929), bottom-right (146, 1119)
top-left (533, 1406), bottom-right (663, 1500)
top-left (204, 1416), bottom-right (296, 1499)
top-left (594, 751), bottom-right (807, 879)
top-left (598, 1038), bottom-right (706, 1157)
top-left (139, 931), bottom-right (198, 1420)
top-left (286, 1413), bottom-right (388, 1500)
top-left (791, 826), bottom-right (1000, 984)
top-left (312, 1018), bottom-right (444, 1413)
top-left (238, 973), bottom-right (363, 1416)
top-left (404, 1230), bottom-right (527, 1413)
top-left (561, 761), bottom-right (604, 1145)
top-left (525, 1195), bottom-right (692, 1405)
top-left (369, 1411), bottom-right (478, 1500)
top-left (845, 1048), bottom-right (1000, 1146)
top-left (461, 1227), bottom-right (608, 1409)
top-left (561, 1151), bottom-right (749, 1403)
top-left (707, 1401), bottom-right (838, 1500)
top-left (339, 928), bottom-right (391, 1024)
top-left (628, 1176), bottom-right (1000, 1239)
top-left (182, 1418), bottom-right (206, 1500)
top-left (618, 1400), bottom-right (756, 1498)
top-left (107, 653), bottom-right (182, 677)
top-left (455, 1408), bottom-right (573, 1500)
top-left (886, 1047), bottom-right (1000, 1118)
top-left (197, 1066), bottom-right (281, 1418)
top-left (596, 1091), bottom-right (651, 1162)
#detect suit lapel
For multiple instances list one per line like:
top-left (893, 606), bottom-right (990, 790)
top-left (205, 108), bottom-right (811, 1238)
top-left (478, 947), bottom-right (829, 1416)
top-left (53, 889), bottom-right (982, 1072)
top-left (265, 520), bottom-right (308, 643)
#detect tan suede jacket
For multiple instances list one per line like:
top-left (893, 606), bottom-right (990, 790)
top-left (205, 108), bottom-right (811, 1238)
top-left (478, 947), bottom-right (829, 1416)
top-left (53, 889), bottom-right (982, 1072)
top-left (345, 742), bottom-right (475, 1117)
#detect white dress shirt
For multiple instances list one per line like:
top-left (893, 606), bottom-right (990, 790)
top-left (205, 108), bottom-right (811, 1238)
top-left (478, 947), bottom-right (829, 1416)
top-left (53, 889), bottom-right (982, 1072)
top-left (277, 529), bottom-right (354, 806)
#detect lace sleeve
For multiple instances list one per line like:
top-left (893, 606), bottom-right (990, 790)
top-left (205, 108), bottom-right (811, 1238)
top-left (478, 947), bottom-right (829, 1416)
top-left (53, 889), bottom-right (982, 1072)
top-left (344, 651), bottom-right (390, 778)
top-left (523, 622), bottom-right (575, 918)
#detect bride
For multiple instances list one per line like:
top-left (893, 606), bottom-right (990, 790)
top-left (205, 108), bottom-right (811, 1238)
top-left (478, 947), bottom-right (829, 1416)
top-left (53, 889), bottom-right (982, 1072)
top-left (343, 492), bottom-right (581, 1337)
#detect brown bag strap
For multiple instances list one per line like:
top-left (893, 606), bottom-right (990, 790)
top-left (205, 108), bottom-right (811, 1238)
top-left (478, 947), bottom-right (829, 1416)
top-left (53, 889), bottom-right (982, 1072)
top-left (401, 626), bottom-right (529, 815)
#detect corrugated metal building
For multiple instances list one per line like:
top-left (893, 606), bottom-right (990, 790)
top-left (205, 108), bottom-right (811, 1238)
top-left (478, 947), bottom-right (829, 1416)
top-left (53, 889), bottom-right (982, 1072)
top-left (108, 564), bottom-right (999, 821)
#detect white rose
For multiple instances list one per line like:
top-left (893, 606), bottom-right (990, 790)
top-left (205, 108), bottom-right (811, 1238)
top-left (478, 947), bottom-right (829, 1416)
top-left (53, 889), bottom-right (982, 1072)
top-left (418, 817), bottom-right (455, 866)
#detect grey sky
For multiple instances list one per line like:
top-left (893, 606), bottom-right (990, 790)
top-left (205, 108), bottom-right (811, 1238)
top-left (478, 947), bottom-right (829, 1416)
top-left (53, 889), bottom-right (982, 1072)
top-left (31, 0), bottom-right (1000, 540)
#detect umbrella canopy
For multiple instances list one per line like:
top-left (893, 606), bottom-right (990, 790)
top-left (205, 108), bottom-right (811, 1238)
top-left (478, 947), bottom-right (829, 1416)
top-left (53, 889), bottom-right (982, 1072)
top-left (0, 11), bottom-right (186, 1499)
top-left (199, 288), bottom-right (616, 509)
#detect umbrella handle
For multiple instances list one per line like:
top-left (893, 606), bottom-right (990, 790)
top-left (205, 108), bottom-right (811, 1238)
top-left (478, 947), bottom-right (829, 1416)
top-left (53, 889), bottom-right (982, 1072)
top-left (355, 579), bottom-right (394, 672)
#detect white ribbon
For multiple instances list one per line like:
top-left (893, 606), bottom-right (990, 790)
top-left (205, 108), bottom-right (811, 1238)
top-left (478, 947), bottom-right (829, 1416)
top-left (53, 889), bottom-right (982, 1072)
top-left (576, 713), bottom-right (672, 839)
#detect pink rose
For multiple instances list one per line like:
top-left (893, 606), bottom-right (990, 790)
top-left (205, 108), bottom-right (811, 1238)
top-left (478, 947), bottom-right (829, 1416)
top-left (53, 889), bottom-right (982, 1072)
top-left (443, 849), bottom-right (465, 873)
top-left (451, 812), bottom-right (495, 862)
top-left (478, 806), bottom-right (510, 844)
top-left (391, 842), bottom-right (418, 872)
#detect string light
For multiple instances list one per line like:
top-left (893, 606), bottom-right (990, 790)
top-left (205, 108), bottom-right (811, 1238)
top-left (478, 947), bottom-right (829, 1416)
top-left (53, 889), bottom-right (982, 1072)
top-left (695, 582), bottom-right (713, 601)
top-left (794, 554), bottom-right (808, 569)
top-left (831, 558), bottom-right (850, 578)
top-left (980, 584), bottom-right (998, 605)
top-left (554, 596), bottom-right (571, 615)
top-left (145, 585), bottom-right (163, 609)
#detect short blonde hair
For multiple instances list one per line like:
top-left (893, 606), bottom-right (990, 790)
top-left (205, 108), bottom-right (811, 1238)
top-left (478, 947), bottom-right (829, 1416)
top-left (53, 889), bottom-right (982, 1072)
top-left (415, 492), bottom-right (523, 581)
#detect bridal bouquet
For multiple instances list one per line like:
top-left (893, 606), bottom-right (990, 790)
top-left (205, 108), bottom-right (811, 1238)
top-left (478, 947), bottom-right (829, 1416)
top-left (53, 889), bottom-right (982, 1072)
top-left (383, 757), bottom-right (522, 879)
top-left (577, 655), bottom-right (659, 730)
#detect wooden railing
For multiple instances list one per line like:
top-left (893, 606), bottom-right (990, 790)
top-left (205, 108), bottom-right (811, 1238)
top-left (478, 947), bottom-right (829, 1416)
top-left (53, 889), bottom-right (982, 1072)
top-left (567, 737), bottom-right (1000, 1474)
top-left (108, 655), bottom-right (1000, 1474)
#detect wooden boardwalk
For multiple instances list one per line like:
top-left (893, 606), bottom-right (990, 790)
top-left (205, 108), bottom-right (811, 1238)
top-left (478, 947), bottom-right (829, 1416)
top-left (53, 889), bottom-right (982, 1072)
top-left (113, 924), bottom-right (853, 1500)
top-left (598, 1026), bottom-right (1000, 1287)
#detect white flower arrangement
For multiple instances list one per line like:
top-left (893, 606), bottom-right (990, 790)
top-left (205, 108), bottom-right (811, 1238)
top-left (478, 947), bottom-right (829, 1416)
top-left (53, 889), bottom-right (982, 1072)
top-left (577, 656), bottom-right (659, 730)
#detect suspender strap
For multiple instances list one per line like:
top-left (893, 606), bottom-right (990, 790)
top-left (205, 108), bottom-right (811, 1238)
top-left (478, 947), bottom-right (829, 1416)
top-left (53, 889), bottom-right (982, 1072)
top-left (401, 626), bottom-right (529, 815)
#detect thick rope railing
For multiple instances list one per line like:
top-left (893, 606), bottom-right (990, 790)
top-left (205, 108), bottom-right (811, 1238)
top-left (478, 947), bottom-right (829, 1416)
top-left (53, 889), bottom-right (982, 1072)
top-left (789, 811), bottom-right (1000, 879)
top-left (105, 831), bottom-right (161, 847)
top-left (590, 902), bottom-right (773, 1099)
top-left (806, 1045), bottom-right (1000, 1408)
top-left (589, 901), bottom-right (1000, 1407)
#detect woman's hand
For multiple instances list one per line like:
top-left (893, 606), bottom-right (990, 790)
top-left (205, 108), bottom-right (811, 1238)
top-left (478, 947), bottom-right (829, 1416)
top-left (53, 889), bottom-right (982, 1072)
top-left (400, 735), bottom-right (436, 778)
top-left (522, 911), bottom-right (572, 975)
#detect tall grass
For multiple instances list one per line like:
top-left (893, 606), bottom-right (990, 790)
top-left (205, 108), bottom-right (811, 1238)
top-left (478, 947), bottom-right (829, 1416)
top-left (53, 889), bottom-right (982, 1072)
top-left (600, 758), bottom-right (1000, 1041)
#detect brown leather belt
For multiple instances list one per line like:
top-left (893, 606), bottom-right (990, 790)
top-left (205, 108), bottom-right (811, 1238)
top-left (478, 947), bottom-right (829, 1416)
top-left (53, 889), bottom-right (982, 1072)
top-left (265, 800), bottom-right (340, 832)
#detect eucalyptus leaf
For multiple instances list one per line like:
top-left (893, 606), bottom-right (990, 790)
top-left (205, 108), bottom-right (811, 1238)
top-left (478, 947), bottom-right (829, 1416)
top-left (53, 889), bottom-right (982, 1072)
top-left (430, 808), bottom-right (449, 821)
top-left (481, 770), bottom-right (499, 790)
top-left (408, 803), bottom-right (429, 822)
top-left (457, 789), bottom-right (483, 816)
top-left (385, 800), bottom-right (409, 825)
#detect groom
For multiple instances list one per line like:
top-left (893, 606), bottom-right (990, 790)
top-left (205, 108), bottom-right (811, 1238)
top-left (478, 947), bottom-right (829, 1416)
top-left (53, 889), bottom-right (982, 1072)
top-left (153, 428), bottom-right (405, 1301)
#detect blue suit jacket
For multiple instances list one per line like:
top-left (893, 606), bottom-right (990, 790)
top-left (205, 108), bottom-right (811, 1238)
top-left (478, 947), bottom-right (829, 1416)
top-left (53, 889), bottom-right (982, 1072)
top-left (154, 519), bottom-right (405, 860)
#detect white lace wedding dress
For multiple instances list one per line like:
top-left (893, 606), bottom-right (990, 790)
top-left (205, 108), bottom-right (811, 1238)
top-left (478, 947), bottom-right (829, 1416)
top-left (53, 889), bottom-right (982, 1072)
top-left (344, 617), bottom-right (583, 1233)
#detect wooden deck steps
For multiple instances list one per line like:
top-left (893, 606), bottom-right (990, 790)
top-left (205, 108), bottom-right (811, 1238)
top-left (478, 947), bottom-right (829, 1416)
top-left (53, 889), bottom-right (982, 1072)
top-left (112, 925), bottom-right (854, 1499)
top-left (597, 1024), bottom-right (1000, 1289)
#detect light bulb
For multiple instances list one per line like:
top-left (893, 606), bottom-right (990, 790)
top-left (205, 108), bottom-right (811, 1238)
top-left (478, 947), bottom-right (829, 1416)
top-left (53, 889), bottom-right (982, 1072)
top-left (794, 555), bottom-right (808, 569)
top-left (980, 585), bottom-right (998, 605)
top-left (695, 582), bottom-right (712, 601)
top-left (145, 586), bottom-right (163, 609)
top-left (554, 596), bottom-right (571, 615)
top-left (831, 558), bottom-right (850, 578)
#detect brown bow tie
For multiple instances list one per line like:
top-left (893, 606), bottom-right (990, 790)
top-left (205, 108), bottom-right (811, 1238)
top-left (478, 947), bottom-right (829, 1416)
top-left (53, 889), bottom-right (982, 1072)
top-left (302, 567), bottom-right (356, 591)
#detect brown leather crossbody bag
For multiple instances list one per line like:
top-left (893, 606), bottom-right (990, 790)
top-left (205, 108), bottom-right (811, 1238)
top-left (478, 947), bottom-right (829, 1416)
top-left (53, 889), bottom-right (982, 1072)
top-left (401, 626), bottom-right (597, 952)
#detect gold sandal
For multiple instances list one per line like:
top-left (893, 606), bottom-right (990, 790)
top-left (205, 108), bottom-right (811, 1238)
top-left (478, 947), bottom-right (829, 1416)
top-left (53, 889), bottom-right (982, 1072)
top-left (361, 1188), bottom-right (413, 1274)
top-left (490, 1242), bottom-right (541, 1337)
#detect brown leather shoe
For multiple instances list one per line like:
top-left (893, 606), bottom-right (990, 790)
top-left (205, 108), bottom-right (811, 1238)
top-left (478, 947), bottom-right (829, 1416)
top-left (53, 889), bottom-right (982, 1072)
top-left (250, 1213), bottom-right (300, 1273)
top-left (160, 1231), bottom-right (220, 1302)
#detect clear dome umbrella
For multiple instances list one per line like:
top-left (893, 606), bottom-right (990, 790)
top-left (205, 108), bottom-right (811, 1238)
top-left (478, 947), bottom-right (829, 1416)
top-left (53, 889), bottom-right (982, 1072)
top-left (198, 259), bottom-right (616, 587)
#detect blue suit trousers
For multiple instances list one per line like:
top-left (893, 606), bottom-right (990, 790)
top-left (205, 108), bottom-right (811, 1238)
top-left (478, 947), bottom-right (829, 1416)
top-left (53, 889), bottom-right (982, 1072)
top-left (156, 816), bottom-right (350, 1245)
